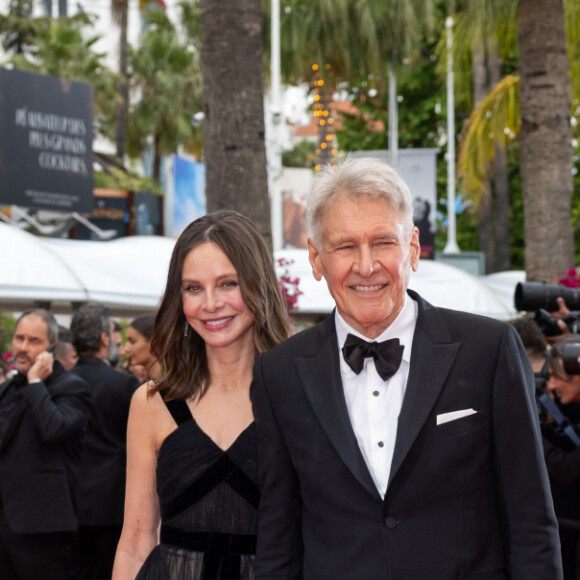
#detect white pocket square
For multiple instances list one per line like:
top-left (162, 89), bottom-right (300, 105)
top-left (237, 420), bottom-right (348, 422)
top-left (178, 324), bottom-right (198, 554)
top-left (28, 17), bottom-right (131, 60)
top-left (437, 408), bottom-right (477, 425)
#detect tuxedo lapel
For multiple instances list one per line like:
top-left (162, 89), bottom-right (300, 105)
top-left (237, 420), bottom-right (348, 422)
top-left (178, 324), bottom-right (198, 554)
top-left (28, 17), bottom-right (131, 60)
top-left (295, 316), bottom-right (380, 500)
top-left (388, 293), bottom-right (460, 488)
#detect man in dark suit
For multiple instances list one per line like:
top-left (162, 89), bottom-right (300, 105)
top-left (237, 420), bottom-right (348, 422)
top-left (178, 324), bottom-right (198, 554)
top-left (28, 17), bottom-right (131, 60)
top-left (0, 308), bottom-right (91, 580)
top-left (69, 305), bottom-right (139, 580)
top-left (252, 157), bottom-right (562, 580)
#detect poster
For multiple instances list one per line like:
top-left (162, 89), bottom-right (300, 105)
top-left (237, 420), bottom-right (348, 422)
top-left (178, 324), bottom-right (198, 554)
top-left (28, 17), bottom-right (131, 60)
top-left (0, 68), bottom-right (94, 212)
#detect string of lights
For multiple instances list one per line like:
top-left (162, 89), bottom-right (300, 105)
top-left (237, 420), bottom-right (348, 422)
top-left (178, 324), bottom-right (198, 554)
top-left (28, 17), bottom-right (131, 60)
top-left (311, 63), bottom-right (337, 171)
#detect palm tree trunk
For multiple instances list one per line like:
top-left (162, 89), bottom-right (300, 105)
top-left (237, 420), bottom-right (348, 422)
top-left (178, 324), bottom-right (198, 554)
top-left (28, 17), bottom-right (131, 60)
top-left (492, 143), bottom-right (510, 271)
top-left (472, 36), bottom-right (494, 273)
top-left (153, 135), bottom-right (162, 182)
top-left (518, 0), bottom-right (574, 283)
top-left (487, 36), bottom-right (510, 273)
top-left (201, 0), bottom-right (271, 249)
top-left (115, 0), bottom-right (129, 160)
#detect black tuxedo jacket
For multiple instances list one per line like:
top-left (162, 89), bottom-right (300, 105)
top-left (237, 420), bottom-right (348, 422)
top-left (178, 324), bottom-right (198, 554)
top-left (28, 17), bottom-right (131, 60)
top-left (253, 291), bottom-right (562, 580)
top-left (70, 357), bottom-right (139, 526)
top-left (0, 362), bottom-right (90, 534)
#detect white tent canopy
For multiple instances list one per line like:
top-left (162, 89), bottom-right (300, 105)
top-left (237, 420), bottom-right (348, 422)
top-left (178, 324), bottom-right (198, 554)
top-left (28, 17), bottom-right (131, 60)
top-left (481, 270), bottom-right (526, 315)
top-left (0, 223), bottom-right (174, 316)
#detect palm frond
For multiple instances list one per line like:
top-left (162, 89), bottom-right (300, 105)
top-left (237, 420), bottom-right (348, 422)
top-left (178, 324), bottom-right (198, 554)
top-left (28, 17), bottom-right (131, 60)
top-left (457, 73), bottom-right (520, 201)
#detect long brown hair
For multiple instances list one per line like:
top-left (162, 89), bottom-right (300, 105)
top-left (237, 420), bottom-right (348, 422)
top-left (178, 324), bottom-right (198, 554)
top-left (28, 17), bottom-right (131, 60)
top-left (149, 210), bottom-right (290, 400)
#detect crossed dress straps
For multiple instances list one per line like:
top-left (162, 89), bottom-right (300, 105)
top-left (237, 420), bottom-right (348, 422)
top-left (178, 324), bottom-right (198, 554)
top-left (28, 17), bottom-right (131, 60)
top-left (159, 397), bottom-right (258, 580)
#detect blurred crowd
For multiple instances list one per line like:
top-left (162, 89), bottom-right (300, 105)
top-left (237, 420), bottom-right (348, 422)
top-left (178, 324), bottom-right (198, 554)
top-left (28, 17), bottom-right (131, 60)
top-left (0, 306), bottom-right (157, 580)
top-left (510, 295), bottom-right (580, 580)
top-left (5, 295), bottom-right (580, 579)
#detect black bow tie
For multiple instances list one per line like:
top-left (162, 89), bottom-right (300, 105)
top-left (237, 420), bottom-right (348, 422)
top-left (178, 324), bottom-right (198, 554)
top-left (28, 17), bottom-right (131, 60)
top-left (342, 333), bottom-right (404, 382)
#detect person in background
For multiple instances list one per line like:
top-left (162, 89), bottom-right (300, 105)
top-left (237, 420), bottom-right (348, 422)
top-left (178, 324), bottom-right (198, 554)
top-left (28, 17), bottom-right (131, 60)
top-left (124, 314), bottom-right (159, 382)
top-left (110, 320), bottom-right (126, 369)
top-left (55, 326), bottom-right (79, 371)
top-left (252, 157), bottom-right (562, 580)
top-left (544, 334), bottom-right (580, 580)
top-left (0, 309), bottom-right (90, 580)
top-left (69, 305), bottom-right (140, 580)
top-left (112, 210), bottom-right (289, 580)
top-left (508, 316), bottom-right (548, 373)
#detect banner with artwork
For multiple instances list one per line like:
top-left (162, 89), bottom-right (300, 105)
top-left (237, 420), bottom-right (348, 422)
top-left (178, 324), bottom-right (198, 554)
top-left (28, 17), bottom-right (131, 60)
top-left (172, 155), bottom-right (206, 237)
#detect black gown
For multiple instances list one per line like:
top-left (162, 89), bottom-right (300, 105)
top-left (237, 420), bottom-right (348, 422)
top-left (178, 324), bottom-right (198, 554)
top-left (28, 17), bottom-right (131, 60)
top-left (135, 398), bottom-right (258, 580)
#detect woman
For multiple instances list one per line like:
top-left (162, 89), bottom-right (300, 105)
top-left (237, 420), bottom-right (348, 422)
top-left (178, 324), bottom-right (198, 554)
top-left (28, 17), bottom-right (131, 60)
top-left (112, 210), bottom-right (289, 580)
top-left (124, 314), bottom-right (160, 381)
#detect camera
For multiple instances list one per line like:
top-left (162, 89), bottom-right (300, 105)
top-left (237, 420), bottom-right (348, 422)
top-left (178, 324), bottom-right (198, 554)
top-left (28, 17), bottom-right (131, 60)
top-left (515, 282), bottom-right (580, 312)
top-left (562, 343), bottom-right (580, 375)
top-left (514, 282), bottom-right (580, 336)
top-left (534, 364), bottom-right (551, 424)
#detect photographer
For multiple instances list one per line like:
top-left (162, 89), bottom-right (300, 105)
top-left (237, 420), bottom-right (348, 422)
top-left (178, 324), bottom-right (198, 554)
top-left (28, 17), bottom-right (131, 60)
top-left (509, 317), bottom-right (580, 579)
top-left (543, 334), bottom-right (580, 580)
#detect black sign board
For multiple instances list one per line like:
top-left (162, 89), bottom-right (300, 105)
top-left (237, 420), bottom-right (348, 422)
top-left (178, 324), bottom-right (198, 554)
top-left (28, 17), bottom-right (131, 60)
top-left (0, 68), bottom-right (94, 212)
top-left (76, 196), bottom-right (128, 240)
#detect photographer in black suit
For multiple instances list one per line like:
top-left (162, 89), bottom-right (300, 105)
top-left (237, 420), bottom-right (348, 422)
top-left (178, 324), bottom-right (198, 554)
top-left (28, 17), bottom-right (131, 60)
top-left (0, 309), bottom-right (90, 580)
top-left (69, 305), bottom-right (139, 580)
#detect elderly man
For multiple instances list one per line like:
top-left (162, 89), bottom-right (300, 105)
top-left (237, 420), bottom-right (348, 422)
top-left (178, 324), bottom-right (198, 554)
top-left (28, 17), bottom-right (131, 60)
top-left (0, 309), bottom-right (90, 580)
top-left (252, 157), bottom-right (562, 580)
top-left (69, 305), bottom-right (139, 580)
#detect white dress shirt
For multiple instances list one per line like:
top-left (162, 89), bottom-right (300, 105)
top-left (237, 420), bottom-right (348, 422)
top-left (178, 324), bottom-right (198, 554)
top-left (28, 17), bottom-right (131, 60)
top-left (335, 295), bottom-right (418, 498)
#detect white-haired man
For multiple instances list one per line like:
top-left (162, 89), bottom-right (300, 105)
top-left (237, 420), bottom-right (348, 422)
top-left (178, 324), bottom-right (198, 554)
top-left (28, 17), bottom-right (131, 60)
top-left (252, 157), bottom-right (562, 579)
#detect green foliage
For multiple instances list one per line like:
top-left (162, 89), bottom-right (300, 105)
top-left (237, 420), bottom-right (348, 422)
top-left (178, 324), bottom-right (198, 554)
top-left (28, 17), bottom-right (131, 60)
top-left (0, 312), bottom-right (16, 358)
top-left (276, 0), bottom-right (434, 88)
top-left (457, 74), bottom-right (520, 199)
top-left (94, 167), bottom-right (163, 194)
top-left (336, 40), bottom-right (448, 153)
top-left (127, 7), bottom-right (203, 175)
top-left (0, 0), bottom-right (35, 55)
top-left (282, 140), bottom-right (317, 168)
top-left (4, 12), bottom-right (118, 142)
top-left (434, 150), bottom-right (479, 256)
top-left (507, 153), bottom-right (524, 270)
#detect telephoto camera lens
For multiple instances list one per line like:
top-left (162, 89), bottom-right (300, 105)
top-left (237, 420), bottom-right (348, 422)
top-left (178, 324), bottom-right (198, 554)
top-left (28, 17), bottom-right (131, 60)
top-left (515, 282), bottom-right (580, 312)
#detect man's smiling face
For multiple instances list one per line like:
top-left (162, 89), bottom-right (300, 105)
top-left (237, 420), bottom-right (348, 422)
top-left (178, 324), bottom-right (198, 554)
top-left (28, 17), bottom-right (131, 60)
top-left (309, 195), bottom-right (420, 339)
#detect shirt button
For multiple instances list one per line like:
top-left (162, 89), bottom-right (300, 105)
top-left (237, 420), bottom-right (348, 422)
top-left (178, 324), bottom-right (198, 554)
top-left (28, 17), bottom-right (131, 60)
top-left (378, 441), bottom-right (384, 448)
top-left (373, 390), bottom-right (380, 397)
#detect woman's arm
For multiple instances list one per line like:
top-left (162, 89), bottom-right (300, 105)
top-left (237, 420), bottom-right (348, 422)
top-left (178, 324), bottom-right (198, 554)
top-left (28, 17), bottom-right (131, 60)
top-left (112, 384), bottom-right (171, 580)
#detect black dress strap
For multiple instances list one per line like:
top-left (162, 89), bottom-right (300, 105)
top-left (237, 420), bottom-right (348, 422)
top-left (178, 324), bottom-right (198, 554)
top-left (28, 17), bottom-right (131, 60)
top-left (163, 397), bottom-right (193, 425)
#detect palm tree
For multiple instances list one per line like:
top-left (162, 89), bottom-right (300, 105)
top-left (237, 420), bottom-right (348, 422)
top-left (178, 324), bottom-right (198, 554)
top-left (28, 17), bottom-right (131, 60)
top-left (276, 0), bottom-right (434, 166)
top-left (111, 0), bottom-right (129, 159)
top-left (9, 13), bottom-right (118, 141)
top-left (458, 0), bottom-right (579, 283)
top-left (0, 0), bottom-right (36, 55)
top-left (200, 0), bottom-right (272, 246)
top-left (518, 0), bottom-right (575, 283)
top-left (127, 8), bottom-right (202, 181)
top-left (442, 1), bottom-right (517, 272)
